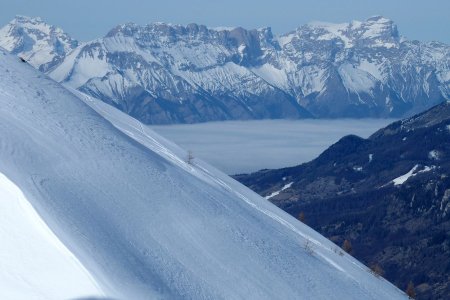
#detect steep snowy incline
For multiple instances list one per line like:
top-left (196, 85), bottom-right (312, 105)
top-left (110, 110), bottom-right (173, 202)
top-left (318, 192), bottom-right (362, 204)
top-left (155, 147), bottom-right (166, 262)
top-left (0, 48), bottom-right (406, 299)
top-left (0, 172), bottom-right (103, 300)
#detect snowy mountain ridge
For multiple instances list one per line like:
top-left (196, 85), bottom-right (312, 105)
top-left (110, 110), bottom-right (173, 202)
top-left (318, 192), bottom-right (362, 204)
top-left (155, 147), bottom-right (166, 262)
top-left (0, 15), bottom-right (448, 123)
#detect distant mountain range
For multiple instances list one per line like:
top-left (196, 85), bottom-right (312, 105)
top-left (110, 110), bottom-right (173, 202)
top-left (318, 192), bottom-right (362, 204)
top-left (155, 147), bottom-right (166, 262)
top-left (235, 101), bottom-right (450, 299)
top-left (0, 15), bottom-right (449, 124)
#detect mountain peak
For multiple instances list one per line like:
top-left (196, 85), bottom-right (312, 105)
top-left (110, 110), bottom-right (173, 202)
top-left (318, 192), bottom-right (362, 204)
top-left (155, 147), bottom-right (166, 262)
top-left (366, 15), bottom-right (391, 22)
top-left (106, 21), bottom-right (272, 39)
top-left (12, 15), bottom-right (44, 24)
top-left (106, 21), bottom-right (209, 38)
top-left (105, 22), bottom-right (140, 37)
top-left (299, 16), bottom-right (400, 48)
top-left (0, 16), bottom-right (78, 72)
top-left (360, 16), bottom-right (399, 42)
top-left (7, 15), bottom-right (53, 34)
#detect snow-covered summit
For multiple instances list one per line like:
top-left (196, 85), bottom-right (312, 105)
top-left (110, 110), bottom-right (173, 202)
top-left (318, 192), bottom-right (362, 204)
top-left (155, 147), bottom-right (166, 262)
top-left (0, 15), bottom-right (78, 71)
top-left (295, 16), bottom-right (399, 49)
top-left (0, 46), bottom-right (408, 299)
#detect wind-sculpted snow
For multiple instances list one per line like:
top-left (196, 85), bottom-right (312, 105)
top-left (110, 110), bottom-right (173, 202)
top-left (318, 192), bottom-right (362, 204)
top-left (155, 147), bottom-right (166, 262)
top-left (2, 16), bottom-right (448, 123)
top-left (0, 48), bottom-right (407, 299)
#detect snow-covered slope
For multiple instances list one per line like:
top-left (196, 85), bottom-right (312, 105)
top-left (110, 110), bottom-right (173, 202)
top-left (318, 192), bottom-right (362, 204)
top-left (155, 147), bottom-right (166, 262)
top-left (0, 48), bottom-right (407, 299)
top-left (2, 16), bottom-right (448, 123)
top-left (0, 15), bottom-right (78, 72)
top-left (0, 172), bottom-right (103, 300)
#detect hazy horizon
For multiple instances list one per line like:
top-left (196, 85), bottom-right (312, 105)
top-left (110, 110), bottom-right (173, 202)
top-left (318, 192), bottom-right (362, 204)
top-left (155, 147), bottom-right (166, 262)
top-left (151, 119), bottom-right (396, 175)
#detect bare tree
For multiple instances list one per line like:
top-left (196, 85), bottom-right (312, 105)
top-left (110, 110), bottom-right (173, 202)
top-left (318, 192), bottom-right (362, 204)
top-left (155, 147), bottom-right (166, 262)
top-left (370, 263), bottom-right (384, 278)
top-left (304, 239), bottom-right (314, 255)
top-left (298, 211), bottom-right (306, 223)
top-left (406, 281), bottom-right (416, 299)
top-left (187, 150), bottom-right (194, 165)
top-left (342, 239), bottom-right (352, 254)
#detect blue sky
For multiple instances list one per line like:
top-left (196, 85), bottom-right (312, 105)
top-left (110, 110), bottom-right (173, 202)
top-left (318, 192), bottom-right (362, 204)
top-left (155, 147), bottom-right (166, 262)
top-left (1, 0), bottom-right (449, 43)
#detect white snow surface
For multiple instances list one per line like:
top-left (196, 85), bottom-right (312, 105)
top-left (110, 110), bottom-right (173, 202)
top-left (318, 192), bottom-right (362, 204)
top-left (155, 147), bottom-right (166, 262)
top-left (428, 150), bottom-right (440, 160)
top-left (50, 41), bottom-right (111, 88)
top-left (0, 173), bottom-right (103, 300)
top-left (265, 182), bottom-right (293, 200)
top-left (0, 48), bottom-right (407, 299)
top-left (250, 63), bottom-right (289, 90)
top-left (393, 165), bottom-right (420, 185)
top-left (338, 63), bottom-right (377, 93)
top-left (392, 165), bottom-right (435, 185)
top-left (308, 21), bottom-right (353, 48)
top-left (358, 59), bottom-right (383, 81)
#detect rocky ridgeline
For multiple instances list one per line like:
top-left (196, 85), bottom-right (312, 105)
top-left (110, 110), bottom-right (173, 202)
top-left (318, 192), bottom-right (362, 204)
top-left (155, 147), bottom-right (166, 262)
top-left (235, 101), bottom-right (450, 299)
top-left (0, 15), bottom-right (448, 123)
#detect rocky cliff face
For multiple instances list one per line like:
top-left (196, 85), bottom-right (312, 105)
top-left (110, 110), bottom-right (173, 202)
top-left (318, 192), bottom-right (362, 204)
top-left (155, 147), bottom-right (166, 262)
top-left (1, 16), bottom-right (449, 123)
top-left (235, 101), bottom-right (450, 299)
top-left (48, 23), bottom-right (309, 123)
top-left (277, 16), bottom-right (449, 118)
